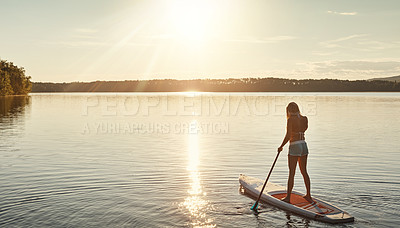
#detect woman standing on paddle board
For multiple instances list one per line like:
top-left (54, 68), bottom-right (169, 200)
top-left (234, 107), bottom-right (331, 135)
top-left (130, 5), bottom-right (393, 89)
top-left (278, 102), bottom-right (313, 203)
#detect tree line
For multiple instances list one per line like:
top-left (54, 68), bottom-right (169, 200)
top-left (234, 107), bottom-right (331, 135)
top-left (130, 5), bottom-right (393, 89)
top-left (0, 59), bottom-right (32, 96)
top-left (32, 78), bottom-right (400, 92)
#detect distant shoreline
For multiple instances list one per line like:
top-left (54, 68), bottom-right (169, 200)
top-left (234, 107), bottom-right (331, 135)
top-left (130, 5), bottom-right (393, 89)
top-left (28, 91), bottom-right (400, 93)
top-left (31, 78), bottom-right (400, 93)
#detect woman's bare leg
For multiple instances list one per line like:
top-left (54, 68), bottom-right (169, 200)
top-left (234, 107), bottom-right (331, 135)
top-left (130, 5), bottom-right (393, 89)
top-left (282, 155), bottom-right (298, 203)
top-left (298, 155), bottom-right (313, 202)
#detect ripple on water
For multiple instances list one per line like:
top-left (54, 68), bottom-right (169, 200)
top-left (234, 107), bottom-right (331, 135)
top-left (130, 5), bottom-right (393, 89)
top-left (1, 93), bottom-right (400, 227)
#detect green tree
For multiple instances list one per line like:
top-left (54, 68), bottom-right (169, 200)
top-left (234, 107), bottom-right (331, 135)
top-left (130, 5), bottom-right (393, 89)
top-left (0, 70), bottom-right (13, 95)
top-left (0, 59), bottom-right (32, 95)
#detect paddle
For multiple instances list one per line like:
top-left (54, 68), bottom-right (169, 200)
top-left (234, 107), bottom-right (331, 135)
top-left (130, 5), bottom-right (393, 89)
top-left (251, 151), bottom-right (281, 211)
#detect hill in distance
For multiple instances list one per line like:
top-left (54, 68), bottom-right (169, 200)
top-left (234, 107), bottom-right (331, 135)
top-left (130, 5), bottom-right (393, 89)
top-left (370, 75), bottom-right (400, 82)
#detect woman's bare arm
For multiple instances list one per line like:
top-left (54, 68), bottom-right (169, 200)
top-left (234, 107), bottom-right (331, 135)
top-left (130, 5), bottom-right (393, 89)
top-left (278, 118), bottom-right (292, 152)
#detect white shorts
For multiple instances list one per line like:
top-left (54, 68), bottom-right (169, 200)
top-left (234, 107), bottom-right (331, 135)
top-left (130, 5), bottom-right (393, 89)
top-left (288, 140), bottom-right (309, 156)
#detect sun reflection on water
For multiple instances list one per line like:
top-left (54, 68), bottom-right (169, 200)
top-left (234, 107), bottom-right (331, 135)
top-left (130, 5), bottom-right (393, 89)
top-left (181, 120), bottom-right (216, 228)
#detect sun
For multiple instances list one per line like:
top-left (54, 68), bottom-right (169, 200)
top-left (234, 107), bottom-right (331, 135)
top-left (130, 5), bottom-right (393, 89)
top-left (165, 0), bottom-right (215, 42)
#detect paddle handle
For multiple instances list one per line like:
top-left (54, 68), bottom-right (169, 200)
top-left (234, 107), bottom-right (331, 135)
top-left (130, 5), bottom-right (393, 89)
top-left (252, 151), bottom-right (281, 210)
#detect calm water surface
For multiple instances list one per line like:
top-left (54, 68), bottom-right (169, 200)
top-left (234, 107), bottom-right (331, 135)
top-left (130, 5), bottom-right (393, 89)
top-left (1, 93), bottom-right (400, 227)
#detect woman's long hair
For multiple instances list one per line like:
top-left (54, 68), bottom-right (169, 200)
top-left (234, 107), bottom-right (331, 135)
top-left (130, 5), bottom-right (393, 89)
top-left (286, 102), bottom-right (301, 119)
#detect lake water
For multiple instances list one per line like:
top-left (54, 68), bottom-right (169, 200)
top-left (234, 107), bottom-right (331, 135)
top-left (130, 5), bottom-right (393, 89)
top-left (1, 92), bottom-right (400, 227)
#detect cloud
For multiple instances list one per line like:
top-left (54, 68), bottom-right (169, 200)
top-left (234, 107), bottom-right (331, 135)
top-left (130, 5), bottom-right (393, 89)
top-left (234, 60), bottom-right (400, 80)
top-left (45, 28), bottom-right (106, 47)
top-left (49, 41), bottom-right (108, 47)
top-left (318, 35), bottom-right (400, 53)
top-left (311, 51), bottom-right (339, 56)
top-left (327, 11), bottom-right (357, 16)
top-left (227, 36), bottom-right (297, 44)
top-left (175, 60), bottom-right (400, 80)
top-left (296, 60), bottom-right (400, 79)
top-left (70, 28), bottom-right (99, 39)
top-left (319, 34), bottom-right (368, 48)
top-left (309, 61), bottom-right (400, 72)
top-left (75, 28), bottom-right (98, 34)
top-left (145, 34), bottom-right (176, 40)
top-left (356, 40), bottom-right (400, 51)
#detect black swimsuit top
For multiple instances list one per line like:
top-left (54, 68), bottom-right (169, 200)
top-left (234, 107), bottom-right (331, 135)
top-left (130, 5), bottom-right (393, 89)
top-left (288, 115), bottom-right (308, 142)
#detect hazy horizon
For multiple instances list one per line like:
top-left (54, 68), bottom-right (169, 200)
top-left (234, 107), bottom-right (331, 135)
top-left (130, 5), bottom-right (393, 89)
top-left (1, 0), bottom-right (399, 82)
top-left (30, 75), bottom-right (399, 84)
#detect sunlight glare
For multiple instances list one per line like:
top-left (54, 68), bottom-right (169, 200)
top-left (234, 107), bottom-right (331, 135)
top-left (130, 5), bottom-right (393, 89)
top-left (188, 120), bottom-right (200, 173)
top-left (181, 120), bottom-right (216, 227)
top-left (166, 0), bottom-right (215, 42)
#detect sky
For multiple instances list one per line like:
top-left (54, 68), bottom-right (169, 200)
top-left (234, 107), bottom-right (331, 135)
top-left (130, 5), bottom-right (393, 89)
top-left (0, 0), bottom-right (399, 82)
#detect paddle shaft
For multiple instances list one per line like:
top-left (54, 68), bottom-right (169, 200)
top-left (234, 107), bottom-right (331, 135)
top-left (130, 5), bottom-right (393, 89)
top-left (252, 151), bottom-right (281, 210)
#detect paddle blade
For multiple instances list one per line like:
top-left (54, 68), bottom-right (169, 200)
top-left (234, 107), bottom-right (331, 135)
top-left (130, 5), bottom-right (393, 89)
top-left (251, 202), bottom-right (258, 211)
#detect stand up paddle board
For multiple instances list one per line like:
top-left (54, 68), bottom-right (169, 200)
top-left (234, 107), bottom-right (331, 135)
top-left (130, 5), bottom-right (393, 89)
top-left (239, 174), bottom-right (354, 224)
